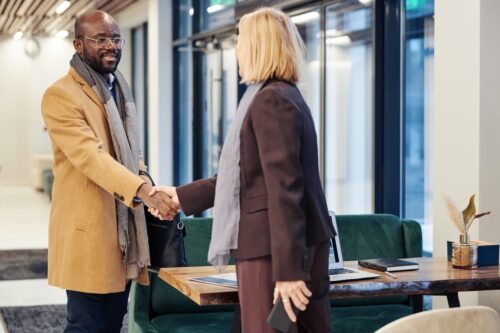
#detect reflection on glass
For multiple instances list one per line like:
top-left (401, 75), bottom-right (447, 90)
top-left (175, 0), bottom-right (191, 39)
top-left (201, 39), bottom-right (238, 179)
top-left (204, 49), bottom-right (222, 177)
top-left (175, 45), bottom-right (193, 185)
top-left (324, 2), bottom-right (374, 214)
top-left (132, 25), bottom-right (147, 161)
top-left (221, 47), bottom-right (238, 139)
top-left (292, 9), bottom-right (321, 152)
top-left (199, 0), bottom-right (236, 32)
top-left (403, 0), bottom-right (434, 254)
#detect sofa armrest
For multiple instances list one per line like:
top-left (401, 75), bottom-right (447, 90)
top-left (402, 220), bottom-right (423, 258)
top-left (129, 278), bottom-right (158, 333)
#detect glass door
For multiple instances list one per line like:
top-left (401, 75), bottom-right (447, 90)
top-left (200, 35), bottom-right (239, 179)
top-left (324, 1), bottom-right (374, 214)
top-left (291, 9), bottom-right (322, 152)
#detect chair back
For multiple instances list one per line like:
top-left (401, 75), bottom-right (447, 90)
top-left (375, 306), bottom-right (500, 333)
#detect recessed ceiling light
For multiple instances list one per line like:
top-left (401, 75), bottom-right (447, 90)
top-left (13, 31), bottom-right (23, 40)
top-left (55, 1), bottom-right (71, 14)
top-left (55, 30), bottom-right (69, 39)
top-left (207, 4), bottom-right (224, 14)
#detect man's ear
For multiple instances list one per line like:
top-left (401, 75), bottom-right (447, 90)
top-left (73, 39), bottom-right (83, 55)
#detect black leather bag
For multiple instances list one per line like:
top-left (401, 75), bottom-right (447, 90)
top-left (139, 171), bottom-right (187, 272)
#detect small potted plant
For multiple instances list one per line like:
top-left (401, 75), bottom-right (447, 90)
top-left (445, 194), bottom-right (490, 269)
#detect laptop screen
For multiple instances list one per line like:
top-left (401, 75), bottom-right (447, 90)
top-left (328, 211), bottom-right (344, 268)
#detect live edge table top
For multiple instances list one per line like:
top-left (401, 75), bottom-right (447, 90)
top-left (158, 257), bottom-right (500, 306)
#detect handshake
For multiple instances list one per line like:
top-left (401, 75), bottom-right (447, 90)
top-left (136, 183), bottom-right (180, 220)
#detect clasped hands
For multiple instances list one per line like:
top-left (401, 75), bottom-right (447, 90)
top-left (136, 183), bottom-right (180, 220)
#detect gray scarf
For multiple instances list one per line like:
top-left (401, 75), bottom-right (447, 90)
top-left (70, 53), bottom-right (149, 280)
top-left (209, 82), bottom-right (265, 270)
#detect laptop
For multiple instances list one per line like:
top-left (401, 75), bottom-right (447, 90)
top-left (328, 212), bottom-right (380, 282)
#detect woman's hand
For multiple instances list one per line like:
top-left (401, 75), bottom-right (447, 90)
top-left (273, 280), bottom-right (312, 322)
top-left (148, 186), bottom-right (180, 220)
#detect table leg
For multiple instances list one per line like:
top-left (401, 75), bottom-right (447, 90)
top-left (446, 293), bottom-right (460, 308)
top-left (230, 304), bottom-right (242, 333)
top-left (410, 295), bottom-right (423, 313)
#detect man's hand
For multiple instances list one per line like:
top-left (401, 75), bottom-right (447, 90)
top-left (273, 280), bottom-right (312, 322)
top-left (136, 183), bottom-right (179, 220)
top-left (148, 186), bottom-right (180, 220)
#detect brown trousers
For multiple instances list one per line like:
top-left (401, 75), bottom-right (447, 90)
top-left (236, 241), bottom-right (331, 333)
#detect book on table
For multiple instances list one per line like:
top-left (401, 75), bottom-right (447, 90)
top-left (358, 258), bottom-right (419, 272)
top-left (189, 272), bottom-right (238, 289)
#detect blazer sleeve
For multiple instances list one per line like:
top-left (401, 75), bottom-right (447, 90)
top-left (41, 85), bottom-right (145, 208)
top-left (249, 88), bottom-right (309, 282)
top-left (176, 176), bottom-right (217, 216)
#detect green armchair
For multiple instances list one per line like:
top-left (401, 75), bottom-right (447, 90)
top-left (128, 218), bottom-right (237, 333)
top-left (330, 214), bottom-right (423, 333)
top-left (129, 214), bottom-right (422, 333)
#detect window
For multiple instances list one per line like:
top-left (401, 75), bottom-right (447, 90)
top-left (324, 2), bottom-right (374, 213)
top-left (403, 0), bottom-right (435, 254)
top-left (131, 23), bottom-right (148, 165)
top-left (173, 45), bottom-right (193, 185)
top-left (292, 9), bottom-right (322, 154)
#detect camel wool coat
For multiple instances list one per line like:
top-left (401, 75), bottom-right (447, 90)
top-left (41, 68), bottom-right (147, 294)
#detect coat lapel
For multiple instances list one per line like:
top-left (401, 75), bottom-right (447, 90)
top-left (69, 68), bottom-right (107, 118)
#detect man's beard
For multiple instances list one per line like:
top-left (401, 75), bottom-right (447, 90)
top-left (82, 48), bottom-right (121, 74)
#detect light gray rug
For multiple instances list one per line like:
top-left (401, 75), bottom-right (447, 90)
top-left (0, 305), bottom-right (128, 333)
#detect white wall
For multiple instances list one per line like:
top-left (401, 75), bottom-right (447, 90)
top-left (0, 37), bottom-right (74, 186)
top-left (434, 0), bottom-right (500, 312)
top-left (114, 0), bottom-right (148, 83)
top-left (148, 0), bottom-right (173, 185)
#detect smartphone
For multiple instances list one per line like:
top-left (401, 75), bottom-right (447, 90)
top-left (266, 298), bottom-right (299, 332)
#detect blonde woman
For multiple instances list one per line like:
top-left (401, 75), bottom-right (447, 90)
top-left (151, 7), bottom-right (335, 332)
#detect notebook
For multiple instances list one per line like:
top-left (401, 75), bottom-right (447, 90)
top-left (358, 258), bottom-right (419, 272)
top-left (189, 273), bottom-right (238, 289)
top-left (328, 212), bottom-right (380, 282)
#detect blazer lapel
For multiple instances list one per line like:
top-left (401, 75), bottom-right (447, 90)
top-left (69, 68), bottom-right (107, 118)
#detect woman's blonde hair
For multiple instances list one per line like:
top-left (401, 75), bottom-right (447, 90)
top-left (237, 7), bottom-right (305, 84)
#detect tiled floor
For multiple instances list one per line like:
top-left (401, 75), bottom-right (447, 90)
top-left (0, 186), bottom-right (66, 333)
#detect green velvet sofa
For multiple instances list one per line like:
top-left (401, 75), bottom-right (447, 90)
top-left (129, 214), bottom-right (422, 333)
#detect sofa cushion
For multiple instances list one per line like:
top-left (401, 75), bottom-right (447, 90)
top-left (337, 215), bottom-right (407, 260)
top-left (151, 311), bottom-right (234, 333)
top-left (331, 304), bottom-right (412, 333)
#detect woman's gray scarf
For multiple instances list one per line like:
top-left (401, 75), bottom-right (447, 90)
top-left (209, 82), bottom-right (265, 270)
top-left (70, 53), bottom-right (149, 280)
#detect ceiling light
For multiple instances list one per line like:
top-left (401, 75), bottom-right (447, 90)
top-left (207, 4), bottom-right (225, 14)
top-left (13, 31), bottom-right (23, 40)
top-left (55, 30), bottom-right (69, 39)
top-left (359, 0), bottom-right (373, 5)
top-left (326, 35), bottom-right (352, 46)
top-left (291, 12), bottom-right (320, 25)
top-left (189, 7), bottom-right (194, 16)
top-left (55, 1), bottom-right (71, 14)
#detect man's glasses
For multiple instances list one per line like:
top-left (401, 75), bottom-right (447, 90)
top-left (83, 36), bottom-right (125, 49)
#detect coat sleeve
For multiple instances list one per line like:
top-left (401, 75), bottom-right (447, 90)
top-left (249, 88), bottom-right (309, 282)
top-left (41, 84), bottom-right (145, 208)
top-left (176, 176), bottom-right (217, 216)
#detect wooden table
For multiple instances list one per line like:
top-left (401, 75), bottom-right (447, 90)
top-left (158, 257), bottom-right (500, 308)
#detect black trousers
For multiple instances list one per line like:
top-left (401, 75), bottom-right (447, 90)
top-left (64, 283), bottom-right (130, 333)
